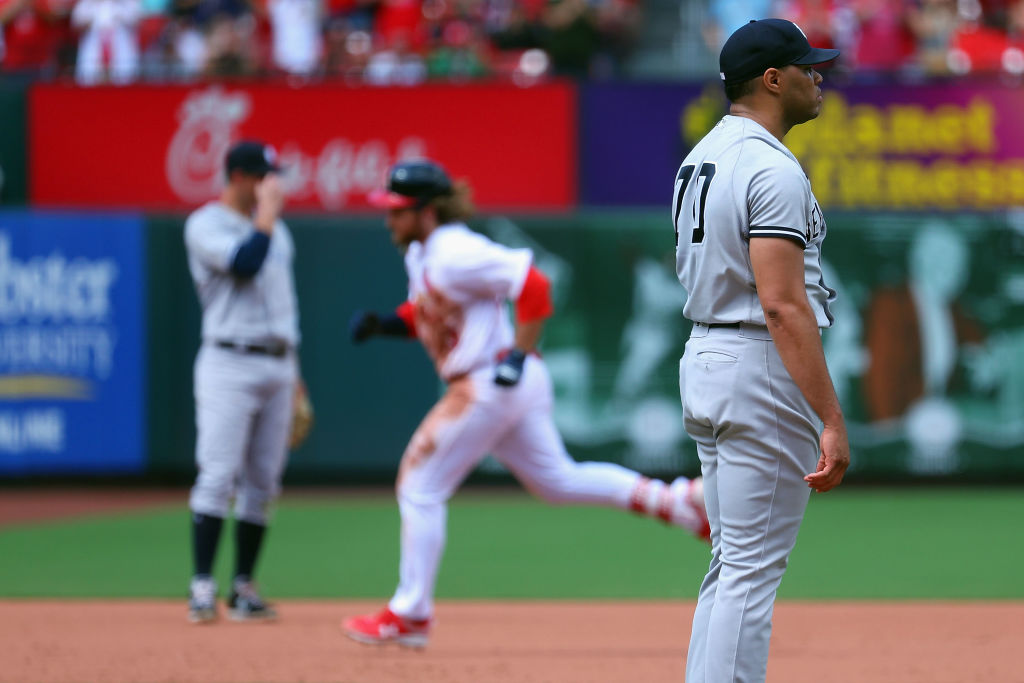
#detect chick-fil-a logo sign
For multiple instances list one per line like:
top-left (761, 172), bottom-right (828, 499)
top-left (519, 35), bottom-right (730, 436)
top-left (163, 87), bottom-right (427, 208)
top-left (31, 83), bottom-right (574, 210)
top-left (165, 88), bottom-right (251, 203)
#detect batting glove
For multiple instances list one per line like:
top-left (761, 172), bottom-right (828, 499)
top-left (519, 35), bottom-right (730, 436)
top-left (495, 349), bottom-right (527, 387)
top-left (349, 310), bottom-right (381, 343)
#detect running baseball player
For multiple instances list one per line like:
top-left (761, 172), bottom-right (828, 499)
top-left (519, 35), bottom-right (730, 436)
top-left (674, 20), bottom-right (850, 682)
top-left (184, 140), bottom-right (301, 623)
top-left (342, 160), bottom-right (710, 648)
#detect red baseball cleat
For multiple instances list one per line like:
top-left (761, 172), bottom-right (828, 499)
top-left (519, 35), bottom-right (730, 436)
top-left (342, 607), bottom-right (431, 648)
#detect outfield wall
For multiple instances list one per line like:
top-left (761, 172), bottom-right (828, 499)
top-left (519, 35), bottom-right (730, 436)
top-left (5, 79), bottom-right (1024, 480)
top-left (2, 209), bottom-right (1023, 481)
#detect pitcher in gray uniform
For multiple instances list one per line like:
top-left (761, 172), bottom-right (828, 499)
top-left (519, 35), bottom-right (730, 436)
top-left (184, 140), bottom-right (300, 623)
top-left (673, 20), bottom-right (851, 682)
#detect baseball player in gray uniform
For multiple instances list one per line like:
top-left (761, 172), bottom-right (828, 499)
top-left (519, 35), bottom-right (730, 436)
top-left (184, 140), bottom-right (300, 623)
top-left (673, 20), bottom-right (851, 682)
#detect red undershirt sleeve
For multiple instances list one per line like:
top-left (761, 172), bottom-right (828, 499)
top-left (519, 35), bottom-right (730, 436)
top-left (395, 300), bottom-right (418, 337)
top-left (515, 266), bottom-right (554, 324)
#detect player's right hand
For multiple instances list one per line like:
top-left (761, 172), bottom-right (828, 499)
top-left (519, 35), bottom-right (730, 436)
top-left (255, 174), bottom-right (285, 228)
top-left (804, 422), bottom-right (850, 493)
top-left (349, 310), bottom-right (381, 343)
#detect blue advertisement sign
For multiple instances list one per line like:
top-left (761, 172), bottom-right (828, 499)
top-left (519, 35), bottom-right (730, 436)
top-left (0, 211), bottom-right (146, 474)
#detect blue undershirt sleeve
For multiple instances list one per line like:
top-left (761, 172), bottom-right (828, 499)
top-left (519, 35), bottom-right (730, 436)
top-left (230, 231), bottom-right (271, 278)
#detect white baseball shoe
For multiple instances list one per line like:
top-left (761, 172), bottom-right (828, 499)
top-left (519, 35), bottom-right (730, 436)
top-left (188, 576), bottom-right (218, 624)
top-left (227, 579), bottom-right (278, 622)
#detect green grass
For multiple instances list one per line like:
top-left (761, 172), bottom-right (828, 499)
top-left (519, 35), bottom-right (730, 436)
top-left (0, 488), bottom-right (1021, 600)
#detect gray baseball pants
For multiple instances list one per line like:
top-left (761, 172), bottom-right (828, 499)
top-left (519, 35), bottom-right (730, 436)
top-left (189, 344), bottom-right (297, 525)
top-left (681, 324), bottom-right (820, 683)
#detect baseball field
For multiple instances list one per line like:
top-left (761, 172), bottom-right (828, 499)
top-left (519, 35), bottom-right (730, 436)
top-left (1, 485), bottom-right (1022, 683)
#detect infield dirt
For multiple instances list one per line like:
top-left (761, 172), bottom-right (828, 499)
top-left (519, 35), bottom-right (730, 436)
top-left (2, 599), bottom-right (1022, 683)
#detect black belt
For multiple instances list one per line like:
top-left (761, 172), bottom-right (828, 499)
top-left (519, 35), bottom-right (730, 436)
top-left (694, 322), bottom-right (740, 329)
top-left (215, 340), bottom-right (289, 357)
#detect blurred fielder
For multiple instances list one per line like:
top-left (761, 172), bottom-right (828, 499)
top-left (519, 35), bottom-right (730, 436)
top-left (184, 140), bottom-right (311, 624)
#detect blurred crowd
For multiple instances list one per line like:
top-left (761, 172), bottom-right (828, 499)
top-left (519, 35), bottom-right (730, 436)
top-left (0, 0), bottom-right (642, 84)
top-left (706, 0), bottom-right (1024, 79)
top-left (4, 0), bottom-right (1024, 85)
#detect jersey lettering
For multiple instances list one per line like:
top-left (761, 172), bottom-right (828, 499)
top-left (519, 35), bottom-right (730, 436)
top-left (807, 202), bottom-right (824, 242)
top-left (673, 162), bottom-right (717, 246)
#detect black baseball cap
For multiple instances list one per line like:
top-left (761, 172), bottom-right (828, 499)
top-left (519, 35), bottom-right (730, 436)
top-left (225, 140), bottom-right (282, 176)
top-left (720, 18), bottom-right (840, 87)
top-left (368, 160), bottom-right (453, 209)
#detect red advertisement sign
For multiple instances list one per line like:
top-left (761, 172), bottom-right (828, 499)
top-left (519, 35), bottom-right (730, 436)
top-left (30, 83), bottom-right (576, 211)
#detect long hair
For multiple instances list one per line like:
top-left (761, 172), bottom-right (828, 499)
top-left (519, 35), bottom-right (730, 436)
top-left (431, 179), bottom-right (475, 223)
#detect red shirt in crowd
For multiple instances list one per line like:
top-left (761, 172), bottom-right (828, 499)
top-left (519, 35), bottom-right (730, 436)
top-left (1, 0), bottom-right (72, 70)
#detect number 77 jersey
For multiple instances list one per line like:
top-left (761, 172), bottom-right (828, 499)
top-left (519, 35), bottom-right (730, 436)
top-left (672, 115), bottom-right (836, 329)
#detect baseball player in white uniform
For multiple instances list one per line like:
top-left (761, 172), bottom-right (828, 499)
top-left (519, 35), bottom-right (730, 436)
top-left (184, 140), bottom-right (300, 624)
top-left (675, 20), bottom-right (850, 682)
top-left (342, 160), bottom-right (711, 648)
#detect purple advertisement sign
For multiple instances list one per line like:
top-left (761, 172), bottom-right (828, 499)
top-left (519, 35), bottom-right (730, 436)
top-left (580, 83), bottom-right (706, 208)
top-left (581, 81), bottom-right (1024, 210)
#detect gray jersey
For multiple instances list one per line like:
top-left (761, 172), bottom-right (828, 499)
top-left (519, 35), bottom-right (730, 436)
top-left (673, 115), bottom-right (835, 328)
top-left (185, 202), bottom-right (300, 346)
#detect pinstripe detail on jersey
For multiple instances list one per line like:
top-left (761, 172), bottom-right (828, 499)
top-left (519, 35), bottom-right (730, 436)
top-left (748, 225), bottom-right (808, 248)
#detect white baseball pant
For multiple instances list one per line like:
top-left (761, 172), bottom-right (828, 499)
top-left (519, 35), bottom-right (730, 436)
top-left (388, 355), bottom-right (696, 620)
top-left (189, 344), bottom-right (297, 525)
top-left (681, 324), bottom-right (820, 683)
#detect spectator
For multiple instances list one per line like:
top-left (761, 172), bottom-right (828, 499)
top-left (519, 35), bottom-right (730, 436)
top-left (538, 0), bottom-right (600, 76)
top-left (1, 0), bottom-right (74, 77)
top-left (425, 18), bottom-right (491, 79)
top-left (202, 11), bottom-right (254, 77)
top-left (947, 1), bottom-right (1022, 73)
top-left (365, 28), bottom-right (425, 83)
top-left (950, 15), bottom-right (1009, 72)
top-left (373, 0), bottom-right (421, 45)
top-left (321, 12), bottom-right (348, 73)
top-left (323, 23), bottom-right (371, 79)
top-left (11, 0), bottom-right (1024, 82)
top-left (264, 0), bottom-right (321, 75)
top-left (491, 0), bottom-right (603, 77)
top-left (1007, 0), bottom-right (1024, 47)
top-left (162, 0), bottom-right (206, 75)
top-left (906, 0), bottom-right (961, 75)
top-left (324, 0), bottom-right (375, 32)
top-left (166, 0), bottom-right (254, 78)
top-left (139, 16), bottom-right (182, 78)
top-left (778, 0), bottom-right (837, 50)
top-left (71, 0), bottom-right (143, 84)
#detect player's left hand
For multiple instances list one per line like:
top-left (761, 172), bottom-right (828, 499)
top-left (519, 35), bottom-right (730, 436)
top-left (494, 349), bottom-right (527, 387)
top-left (804, 421), bottom-right (850, 492)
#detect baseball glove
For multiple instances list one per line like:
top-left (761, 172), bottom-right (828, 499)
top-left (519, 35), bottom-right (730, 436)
top-left (288, 380), bottom-right (314, 451)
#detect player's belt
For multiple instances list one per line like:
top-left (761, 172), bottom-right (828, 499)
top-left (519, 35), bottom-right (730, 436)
top-left (214, 340), bottom-right (289, 357)
top-left (693, 322), bottom-right (740, 329)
